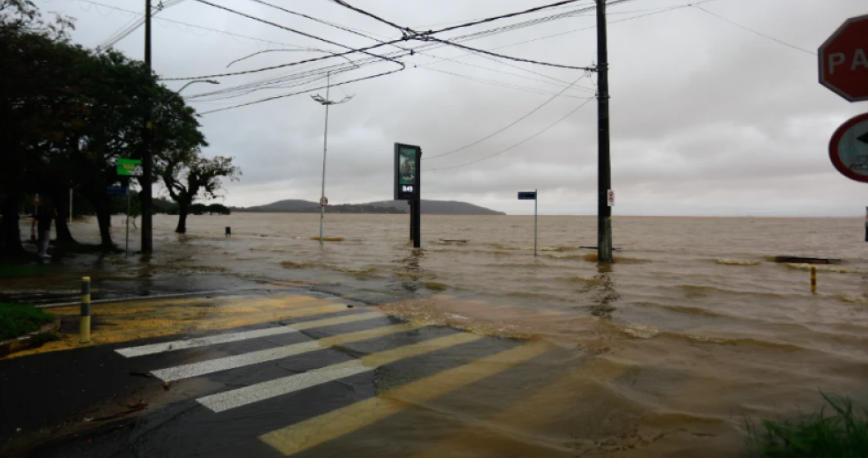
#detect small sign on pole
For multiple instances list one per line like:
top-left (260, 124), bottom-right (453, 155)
top-left (320, 196), bottom-right (329, 207)
top-left (518, 191), bottom-right (538, 257)
top-left (607, 189), bottom-right (615, 207)
top-left (117, 159), bottom-right (143, 177)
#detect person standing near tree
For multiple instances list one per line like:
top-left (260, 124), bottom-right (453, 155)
top-left (31, 201), bottom-right (57, 258)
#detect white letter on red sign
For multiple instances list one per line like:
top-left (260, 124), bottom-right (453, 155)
top-left (829, 52), bottom-right (846, 74)
top-left (853, 49), bottom-right (868, 71)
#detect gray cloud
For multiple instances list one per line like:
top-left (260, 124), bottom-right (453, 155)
top-left (41, 0), bottom-right (868, 216)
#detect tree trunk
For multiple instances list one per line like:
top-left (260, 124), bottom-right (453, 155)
top-left (95, 196), bottom-right (114, 248)
top-left (53, 189), bottom-right (76, 244)
top-left (0, 192), bottom-right (25, 257)
top-left (175, 202), bottom-right (188, 234)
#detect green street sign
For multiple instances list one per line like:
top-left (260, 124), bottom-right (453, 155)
top-left (117, 159), bottom-right (143, 177)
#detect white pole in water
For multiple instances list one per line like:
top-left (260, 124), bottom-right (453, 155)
top-left (319, 73), bottom-right (330, 245)
top-left (534, 189), bottom-right (538, 257)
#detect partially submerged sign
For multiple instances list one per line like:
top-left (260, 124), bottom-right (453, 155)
top-left (394, 143), bottom-right (421, 201)
top-left (117, 159), bottom-right (143, 177)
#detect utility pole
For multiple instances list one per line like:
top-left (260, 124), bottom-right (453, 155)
top-left (141, 0), bottom-right (154, 254)
top-left (596, 0), bottom-right (613, 263)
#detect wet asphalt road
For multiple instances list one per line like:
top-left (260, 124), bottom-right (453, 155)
top-left (1, 301), bottom-right (575, 458)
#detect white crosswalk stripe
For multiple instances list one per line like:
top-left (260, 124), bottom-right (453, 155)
top-left (196, 331), bottom-right (482, 413)
top-left (151, 322), bottom-right (423, 382)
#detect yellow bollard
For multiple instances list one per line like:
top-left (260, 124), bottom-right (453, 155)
top-left (810, 266), bottom-right (817, 293)
top-left (80, 276), bottom-right (91, 344)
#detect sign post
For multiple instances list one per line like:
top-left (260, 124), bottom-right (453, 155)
top-left (116, 158), bottom-right (141, 256)
top-left (518, 191), bottom-right (538, 257)
top-left (395, 143), bottom-right (422, 248)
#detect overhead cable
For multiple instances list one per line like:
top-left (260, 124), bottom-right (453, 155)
top-left (426, 73), bottom-right (592, 161)
top-left (693, 5), bottom-right (815, 56)
top-left (426, 98), bottom-right (594, 172)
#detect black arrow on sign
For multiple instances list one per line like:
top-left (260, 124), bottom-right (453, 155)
top-left (859, 131), bottom-right (868, 145)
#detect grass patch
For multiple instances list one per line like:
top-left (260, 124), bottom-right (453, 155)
top-left (0, 303), bottom-right (55, 340)
top-left (0, 264), bottom-right (49, 278)
top-left (747, 393), bottom-right (868, 458)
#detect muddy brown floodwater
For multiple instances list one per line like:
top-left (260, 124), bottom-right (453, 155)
top-left (19, 213), bottom-right (868, 456)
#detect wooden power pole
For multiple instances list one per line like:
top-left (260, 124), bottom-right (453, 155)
top-left (141, 0), bottom-right (154, 254)
top-left (596, 0), bottom-right (612, 263)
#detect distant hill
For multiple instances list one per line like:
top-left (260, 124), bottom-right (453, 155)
top-left (368, 200), bottom-right (506, 216)
top-left (233, 199), bottom-right (505, 215)
top-left (238, 199), bottom-right (321, 212)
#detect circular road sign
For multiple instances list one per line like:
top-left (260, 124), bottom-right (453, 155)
top-left (818, 14), bottom-right (868, 102)
top-left (320, 196), bottom-right (329, 207)
top-left (829, 113), bottom-right (868, 183)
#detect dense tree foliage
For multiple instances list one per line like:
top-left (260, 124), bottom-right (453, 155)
top-left (0, 1), bottom-right (230, 258)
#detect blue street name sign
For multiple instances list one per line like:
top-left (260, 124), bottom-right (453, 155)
top-left (107, 186), bottom-right (128, 196)
top-left (518, 191), bottom-right (537, 200)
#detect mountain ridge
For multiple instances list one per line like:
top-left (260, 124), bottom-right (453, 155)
top-left (233, 199), bottom-right (506, 215)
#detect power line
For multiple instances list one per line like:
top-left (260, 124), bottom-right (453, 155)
top-left (63, 0), bottom-right (307, 49)
top-left (329, 0), bottom-right (410, 34)
top-left (421, 36), bottom-right (595, 71)
top-left (426, 73), bottom-right (591, 161)
top-left (426, 0), bottom-right (584, 36)
top-left (422, 67), bottom-right (592, 98)
top-left (194, 0), bottom-right (403, 66)
top-left (693, 5), bottom-right (815, 56)
top-left (426, 98), bottom-right (594, 172)
top-left (198, 65), bottom-right (405, 114)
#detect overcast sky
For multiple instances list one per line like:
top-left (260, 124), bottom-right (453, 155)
top-left (37, 0), bottom-right (867, 216)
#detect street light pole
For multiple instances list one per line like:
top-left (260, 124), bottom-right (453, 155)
top-left (311, 73), bottom-right (353, 245)
top-left (319, 74), bottom-right (331, 245)
top-left (177, 79), bottom-right (220, 94)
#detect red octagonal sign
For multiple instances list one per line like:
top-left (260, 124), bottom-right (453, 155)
top-left (819, 14), bottom-right (868, 102)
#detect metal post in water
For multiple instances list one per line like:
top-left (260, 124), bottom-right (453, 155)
top-left (125, 190), bottom-right (130, 257)
top-left (80, 277), bottom-right (91, 344)
top-left (319, 73), bottom-right (331, 246)
top-left (811, 266), bottom-right (817, 293)
top-left (534, 189), bottom-right (538, 257)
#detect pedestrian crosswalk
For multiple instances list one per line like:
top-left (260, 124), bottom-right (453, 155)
top-left (114, 306), bottom-right (561, 457)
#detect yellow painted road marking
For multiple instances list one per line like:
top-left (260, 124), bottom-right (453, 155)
top-left (198, 332), bottom-right (482, 412)
top-left (117, 311), bottom-right (384, 358)
top-left (260, 341), bottom-right (552, 456)
top-left (408, 357), bottom-right (631, 458)
top-left (6, 296), bottom-right (352, 358)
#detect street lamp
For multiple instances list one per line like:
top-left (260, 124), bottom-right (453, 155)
top-left (311, 73), bottom-right (353, 245)
top-left (178, 79), bottom-right (220, 94)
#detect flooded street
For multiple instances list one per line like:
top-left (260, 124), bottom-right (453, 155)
top-left (6, 213), bottom-right (868, 456)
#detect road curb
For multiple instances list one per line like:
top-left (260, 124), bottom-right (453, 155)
top-left (0, 318), bottom-right (62, 358)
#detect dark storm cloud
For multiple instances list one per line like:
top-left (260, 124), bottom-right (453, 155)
top-left (39, 0), bottom-right (868, 216)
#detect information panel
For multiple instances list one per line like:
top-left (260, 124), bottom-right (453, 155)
top-left (394, 143), bottom-right (422, 200)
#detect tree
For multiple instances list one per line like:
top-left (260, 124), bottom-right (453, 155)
top-left (0, 1), bottom-right (205, 254)
top-left (159, 151), bottom-right (240, 233)
top-left (0, 0), bottom-right (76, 256)
top-left (207, 204), bottom-right (231, 215)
